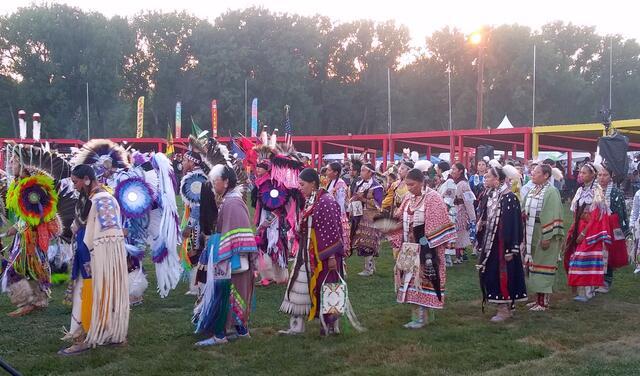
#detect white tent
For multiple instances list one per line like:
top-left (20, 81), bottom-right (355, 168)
top-left (496, 115), bottom-right (514, 129)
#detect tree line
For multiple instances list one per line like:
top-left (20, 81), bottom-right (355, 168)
top-left (1, 4), bottom-right (639, 140)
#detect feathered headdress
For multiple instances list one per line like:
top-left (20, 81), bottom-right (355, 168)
top-left (402, 148), bottom-right (411, 161)
top-left (253, 133), bottom-right (275, 172)
top-left (551, 167), bottom-right (564, 181)
top-left (488, 158), bottom-right (502, 169)
top-left (189, 135), bottom-right (231, 172)
top-left (236, 136), bottom-right (258, 170)
top-left (5, 142), bottom-right (72, 182)
top-left (502, 164), bottom-right (522, 181)
top-left (71, 139), bottom-right (130, 177)
top-left (270, 142), bottom-right (304, 189)
top-left (189, 135), bottom-right (247, 187)
top-left (384, 164), bottom-right (399, 176)
top-left (349, 152), bottom-right (365, 169)
top-left (415, 160), bottom-right (433, 173)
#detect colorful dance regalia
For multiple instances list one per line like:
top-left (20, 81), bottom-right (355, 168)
top-left (280, 189), bottom-right (362, 334)
top-left (327, 177), bottom-right (351, 255)
top-left (395, 188), bottom-right (456, 310)
top-left (180, 168), bottom-right (208, 292)
top-left (452, 177), bottom-right (476, 249)
top-left (351, 177), bottom-right (384, 257)
top-left (2, 173), bottom-right (61, 313)
top-left (254, 173), bottom-right (293, 284)
top-left (477, 184), bottom-right (527, 306)
top-left (147, 153), bottom-right (183, 298)
top-left (470, 173), bottom-right (485, 201)
top-left (602, 183), bottom-right (630, 270)
top-left (523, 182), bottom-right (564, 296)
top-left (194, 187), bottom-right (257, 339)
top-left (65, 188), bottom-right (129, 347)
top-left (381, 178), bottom-right (409, 256)
top-left (249, 134), bottom-right (303, 284)
top-left (630, 189), bottom-right (640, 272)
top-left (470, 173), bottom-right (487, 223)
top-left (113, 168), bottom-right (155, 304)
top-left (565, 182), bottom-right (609, 288)
top-left (437, 175), bottom-right (458, 259)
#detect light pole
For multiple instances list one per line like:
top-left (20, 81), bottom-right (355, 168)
top-left (244, 78), bottom-right (248, 135)
top-left (470, 31), bottom-right (484, 130)
top-left (447, 62), bottom-right (452, 133)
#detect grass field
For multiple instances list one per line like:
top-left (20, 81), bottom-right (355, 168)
top-left (2, 207), bottom-right (640, 375)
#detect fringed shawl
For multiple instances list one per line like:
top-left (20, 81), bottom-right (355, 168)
top-left (399, 188), bottom-right (456, 248)
top-left (211, 189), bottom-right (257, 265)
top-left (82, 191), bottom-right (129, 347)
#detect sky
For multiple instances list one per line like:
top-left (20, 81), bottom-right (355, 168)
top-left (1, 0), bottom-right (637, 47)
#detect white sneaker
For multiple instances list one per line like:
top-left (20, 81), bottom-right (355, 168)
top-left (358, 270), bottom-right (373, 277)
top-left (404, 320), bottom-right (426, 329)
top-left (595, 286), bottom-right (609, 294)
top-left (634, 266), bottom-right (640, 274)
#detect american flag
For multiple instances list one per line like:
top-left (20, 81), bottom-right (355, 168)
top-left (283, 105), bottom-right (292, 146)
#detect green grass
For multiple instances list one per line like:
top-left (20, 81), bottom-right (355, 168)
top-left (2, 205), bottom-right (640, 375)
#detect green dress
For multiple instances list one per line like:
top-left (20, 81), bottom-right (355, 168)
top-left (524, 185), bottom-right (565, 294)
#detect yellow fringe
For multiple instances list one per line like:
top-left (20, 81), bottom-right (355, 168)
top-left (81, 279), bottom-right (93, 333)
top-left (307, 230), bottom-right (322, 321)
top-left (85, 238), bottom-right (130, 347)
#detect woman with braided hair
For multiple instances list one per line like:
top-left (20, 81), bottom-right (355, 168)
top-left (565, 162), bottom-right (609, 302)
top-left (595, 163), bottom-right (630, 293)
top-left (326, 162), bottom-right (351, 254)
top-left (475, 163), bottom-right (526, 322)
top-left (59, 164), bottom-right (129, 355)
top-left (350, 162), bottom-right (384, 276)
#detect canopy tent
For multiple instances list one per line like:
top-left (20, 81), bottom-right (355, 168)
top-left (496, 115), bottom-right (514, 129)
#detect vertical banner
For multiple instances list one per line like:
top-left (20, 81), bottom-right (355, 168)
top-left (251, 98), bottom-right (258, 137)
top-left (175, 101), bottom-right (182, 139)
top-left (211, 99), bottom-right (218, 137)
top-left (136, 96), bottom-right (145, 138)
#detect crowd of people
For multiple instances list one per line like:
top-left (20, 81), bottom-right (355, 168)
top-left (0, 133), bottom-right (638, 357)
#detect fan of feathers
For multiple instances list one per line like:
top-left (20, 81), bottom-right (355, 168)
top-left (5, 142), bottom-right (72, 182)
top-left (188, 135), bottom-right (248, 186)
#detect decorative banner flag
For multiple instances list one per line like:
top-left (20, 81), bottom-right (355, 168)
top-left (175, 101), bottom-right (182, 139)
top-left (136, 96), bottom-right (145, 138)
top-left (283, 105), bottom-right (292, 146)
top-left (251, 98), bottom-right (258, 138)
top-left (166, 124), bottom-right (175, 156)
top-left (211, 99), bottom-right (218, 137)
top-left (191, 117), bottom-right (208, 139)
